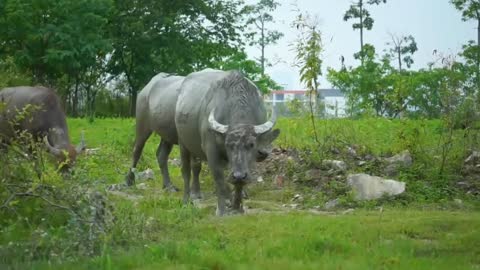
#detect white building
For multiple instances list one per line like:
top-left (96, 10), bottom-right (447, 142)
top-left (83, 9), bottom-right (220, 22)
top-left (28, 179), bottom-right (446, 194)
top-left (319, 89), bottom-right (347, 118)
top-left (264, 89), bottom-right (346, 118)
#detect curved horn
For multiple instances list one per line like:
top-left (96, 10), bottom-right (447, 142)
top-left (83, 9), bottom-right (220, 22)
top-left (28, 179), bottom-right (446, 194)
top-left (44, 136), bottom-right (63, 157)
top-left (208, 109), bottom-right (228, 134)
top-left (254, 107), bottom-right (277, 135)
top-left (75, 130), bottom-right (86, 154)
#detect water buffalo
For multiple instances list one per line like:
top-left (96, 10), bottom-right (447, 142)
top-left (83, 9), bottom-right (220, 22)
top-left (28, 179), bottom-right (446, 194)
top-left (175, 69), bottom-right (280, 216)
top-left (0, 86), bottom-right (85, 171)
top-left (125, 73), bottom-right (203, 196)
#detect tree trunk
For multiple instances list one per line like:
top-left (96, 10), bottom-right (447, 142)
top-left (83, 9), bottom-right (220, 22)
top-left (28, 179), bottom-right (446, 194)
top-left (129, 87), bottom-right (137, 117)
top-left (359, 0), bottom-right (364, 65)
top-left (477, 17), bottom-right (480, 93)
top-left (261, 19), bottom-right (265, 76)
top-left (86, 85), bottom-right (97, 123)
top-left (72, 77), bottom-right (79, 117)
top-left (398, 48), bottom-right (402, 72)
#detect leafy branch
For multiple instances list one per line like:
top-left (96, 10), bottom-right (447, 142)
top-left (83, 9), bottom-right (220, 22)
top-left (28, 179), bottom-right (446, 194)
top-left (291, 10), bottom-right (323, 144)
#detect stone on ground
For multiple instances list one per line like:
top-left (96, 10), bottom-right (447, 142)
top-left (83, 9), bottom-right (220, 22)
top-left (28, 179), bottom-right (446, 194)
top-left (347, 173), bottom-right (406, 200)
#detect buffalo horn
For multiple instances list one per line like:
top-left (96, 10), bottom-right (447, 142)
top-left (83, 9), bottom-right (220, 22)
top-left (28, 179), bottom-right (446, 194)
top-left (208, 109), bottom-right (228, 134)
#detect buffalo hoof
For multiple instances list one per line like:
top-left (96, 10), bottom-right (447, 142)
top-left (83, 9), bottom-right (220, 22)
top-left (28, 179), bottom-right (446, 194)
top-left (190, 192), bottom-right (203, 200)
top-left (125, 171), bottom-right (135, 186)
top-left (229, 208), bottom-right (245, 215)
top-left (182, 197), bottom-right (193, 205)
top-left (163, 184), bottom-right (180, 193)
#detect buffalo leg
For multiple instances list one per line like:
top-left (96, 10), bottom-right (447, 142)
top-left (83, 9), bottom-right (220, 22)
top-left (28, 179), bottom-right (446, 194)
top-left (232, 184), bottom-right (245, 213)
top-left (125, 130), bottom-right (152, 186)
top-left (205, 147), bottom-right (228, 216)
top-left (156, 139), bottom-right (179, 192)
top-left (179, 145), bottom-right (191, 203)
top-left (190, 157), bottom-right (202, 199)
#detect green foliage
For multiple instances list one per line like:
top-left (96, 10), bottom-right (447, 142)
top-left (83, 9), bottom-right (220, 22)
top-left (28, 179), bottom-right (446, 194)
top-left (285, 98), bottom-right (307, 116)
top-left (343, 0), bottom-right (387, 59)
top-left (0, 57), bottom-right (31, 89)
top-left (0, 0), bottom-right (112, 86)
top-left (292, 11), bottom-right (323, 144)
top-left (451, 0), bottom-right (480, 21)
top-left (328, 44), bottom-right (396, 117)
top-left (20, 211), bottom-right (480, 270)
top-left (213, 50), bottom-right (281, 94)
top-left (243, 0), bottom-right (284, 75)
top-left (386, 34), bottom-right (418, 71)
top-left (108, 0), bottom-right (247, 115)
top-left (1, 0), bottom-right (283, 118)
top-left (1, 117), bottom-right (479, 268)
top-left (328, 44), bottom-right (476, 119)
top-left (451, 0), bottom-right (480, 96)
top-left (0, 111), bottom-right (113, 264)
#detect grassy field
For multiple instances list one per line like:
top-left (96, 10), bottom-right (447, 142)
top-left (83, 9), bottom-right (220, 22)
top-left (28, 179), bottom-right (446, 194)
top-left (28, 210), bottom-right (480, 270)
top-left (2, 117), bottom-right (480, 269)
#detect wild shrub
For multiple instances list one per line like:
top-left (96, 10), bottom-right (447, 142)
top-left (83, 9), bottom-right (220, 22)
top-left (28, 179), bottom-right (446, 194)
top-left (0, 107), bottom-right (114, 264)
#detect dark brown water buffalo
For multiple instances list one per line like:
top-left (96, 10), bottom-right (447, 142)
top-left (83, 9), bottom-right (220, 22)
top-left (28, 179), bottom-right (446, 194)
top-left (0, 86), bottom-right (85, 170)
top-left (175, 69), bottom-right (280, 216)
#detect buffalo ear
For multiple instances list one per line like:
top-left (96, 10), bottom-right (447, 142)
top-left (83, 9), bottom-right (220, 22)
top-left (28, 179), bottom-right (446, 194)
top-left (258, 128), bottom-right (280, 145)
top-left (256, 149), bottom-right (269, 162)
top-left (256, 129), bottom-right (280, 162)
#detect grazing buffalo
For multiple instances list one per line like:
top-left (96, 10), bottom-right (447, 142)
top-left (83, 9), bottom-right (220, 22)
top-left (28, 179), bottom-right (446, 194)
top-left (125, 73), bottom-right (203, 196)
top-left (0, 86), bottom-right (85, 170)
top-left (175, 69), bottom-right (280, 216)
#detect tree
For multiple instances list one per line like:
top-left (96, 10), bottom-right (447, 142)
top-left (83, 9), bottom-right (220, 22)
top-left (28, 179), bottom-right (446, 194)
top-left (0, 0), bottom-right (112, 115)
top-left (213, 49), bottom-right (281, 94)
top-left (328, 44), bottom-right (406, 117)
top-left (292, 11), bottom-right (323, 143)
top-left (386, 34), bottom-right (418, 71)
top-left (343, 0), bottom-right (387, 64)
top-left (451, 0), bottom-right (480, 92)
top-left (243, 0), bottom-right (284, 76)
top-left (108, 0), bottom-right (246, 116)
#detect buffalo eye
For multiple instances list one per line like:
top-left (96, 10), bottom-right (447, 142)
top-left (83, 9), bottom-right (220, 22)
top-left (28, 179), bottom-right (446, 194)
top-left (246, 142), bottom-right (255, 149)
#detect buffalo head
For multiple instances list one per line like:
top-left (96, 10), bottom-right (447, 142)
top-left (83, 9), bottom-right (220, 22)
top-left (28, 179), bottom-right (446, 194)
top-left (44, 130), bottom-right (86, 171)
top-left (209, 108), bottom-right (280, 185)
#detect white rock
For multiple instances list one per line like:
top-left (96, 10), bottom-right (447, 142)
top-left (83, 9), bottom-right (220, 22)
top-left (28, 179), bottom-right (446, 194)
top-left (137, 183), bottom-right (148, 190)
top-left (291, 194), bottom-right (304, 202)
top-left (347, 173), bottom-right (406, 200)
top-left (85, 148), bottom-right (100, 155)
top-left (324, 198), bottom-right (339, 210)
top-left (341, 208), bottom-right (355, 215)
top-left (257, 176), bottom-right (264, 183)
top-left (465, 151), bottom-right (480, 164)
top-left (385, 150), bottom-right (412, 167)
top-left (346, 146), bottom-right (357, 157)
top-left (357, 161), bottom-right (367, 166)
top-left (324, 160), bottom-right (347, 171)
top-left (136, 168), bottom-right (154, 180)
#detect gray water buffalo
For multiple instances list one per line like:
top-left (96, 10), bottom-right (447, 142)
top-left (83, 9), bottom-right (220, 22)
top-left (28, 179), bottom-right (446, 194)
top-left (175, 69), bottom-right (280, 216)
top-left (0, 86), bottom-right (85, 170)
top-left (125, 73), bottom-right (202, 196)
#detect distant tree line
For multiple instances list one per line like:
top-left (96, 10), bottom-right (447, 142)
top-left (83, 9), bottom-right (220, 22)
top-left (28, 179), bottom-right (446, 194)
top-left (326, 0), bottom-right (479, 121)
top-left (0, 0), bottom-right (283, 119)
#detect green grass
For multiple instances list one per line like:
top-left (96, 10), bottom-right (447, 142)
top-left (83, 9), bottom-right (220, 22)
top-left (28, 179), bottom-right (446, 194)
top-left (65, 117), bottom-right (451, 185)
top-left (2, 117), bottom-right (479, 269)
top-left (23, 210), bottom-right (480, 270)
